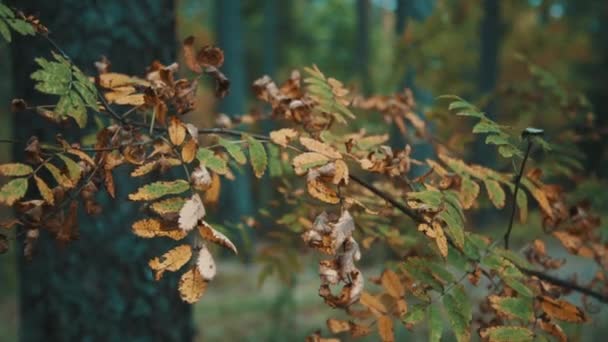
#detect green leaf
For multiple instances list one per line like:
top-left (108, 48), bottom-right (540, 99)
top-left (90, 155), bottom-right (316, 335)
top-left (196, 148), bottom-right (228, 174)
top-left (0, 178), bottom-right (28, 205)
top-left (0, 21), bottom-right (11, 42)
top-left (58, 154), bottom-right (82, 183)
top-left (484, 179), bottom-right (506, 208)
top-left (128, 180), bottom-right (190, 201)
top-left (428, 305), bottom-right (443, 342)
top-left (267, 144), bottom-right (283, 177)
top-left (150, 197), bottom-right (187, 215)
top-left (498, 145), bottom-right (522, 158)
top-left (485, 134), bottom-right (510, 146)
top-left (481, 326), bottom-right (534, 342)
top-left (489, 296), bottom-right (534, 321)
top-left (472, 121), bottom-right (501, 134)
top-left (407, 190), bottom-right (443, 208)
top-left (402, 304), bottom-right (425, 326)
top-left (0, 163), bottom-right (33, 176)
top-left (247, 136), bottom-right (267, 178)
top-left (219, 138), bottom-right (246, 165)
top-left (443, 285), bottom-right (471, 342)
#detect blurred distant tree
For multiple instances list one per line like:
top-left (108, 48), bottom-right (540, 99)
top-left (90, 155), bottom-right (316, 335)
top-left (356, 0), bottom-right (371, 94)
top-left (216, 0), bottom-right (254, 219)
top-left (10, 1), bottom-right (192, 341)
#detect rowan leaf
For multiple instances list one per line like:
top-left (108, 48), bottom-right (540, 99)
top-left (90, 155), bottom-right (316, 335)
top-left (516, 190), bottom-right (528, 223)
top-left (218, 138), bottom-right (246, 165)
top-left (459, 176), bottom-right (479, 209)
top-left (198, 221), bottom-right (237, 254)
top-left (488, 295), bottom-right (534, 321)
top-left (0, 163), bottom-right (33, 176)
top-left (45, 163), bottom-right (74, 188)
top-left (34, 176), bottom-right (54, 205)
top-left (131, 218), bottom-right (187, 240)
top-left (178, 194), bottom-right (205, 232)
top-left (181, 138), bottom-right (198, 163)
top-left (128, 180), bottom-right (190, 201)
top-left (428, 305), bottom-right (443, 342)
top-left (150, 197), bottom-right (187, 215)
top-left (293, 152), bottom-right (330, 174)
top-left (169, 117), bottom-right (187, 146)
top-left (179, 267), bottom-right (207, 304)
top-left (0, 178), bottom-right (28, 206)
top-left (247, 136), bottom-right (267, 178)
top-left (299, 137), bottom-right (342, 159)
top-left (381, 269), bottom-right (404, 298)
top-left (377, 315), bottom-right (394, 342)
top-left (197, 244), bottom-right (216, 281)
top-left (443, 285), bottom-right (471, 342)
top-left (270, 128), bottom-right (298, 147)
top-left (479, 326), bottom-right (534, 342)
top-left (307, 178), bottom-right (339, 204)
top-left (196, 148), bottom-right (228, 175)
top-left (539, 296), bottom-right (588, 323)
top-left (148, 244), bottom-right (192, 280)
top-left (130, 161), bottom-right (158, 177)
top-left (57, 154), bottom-right (82, 183)
top-left (484, 179), bottom-right (506, 208)
top-left (326, 318), bottom-right (350, 334)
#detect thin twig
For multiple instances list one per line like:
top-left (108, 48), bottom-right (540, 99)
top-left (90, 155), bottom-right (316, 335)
top-left (504, 140), bottom-right (533, 249)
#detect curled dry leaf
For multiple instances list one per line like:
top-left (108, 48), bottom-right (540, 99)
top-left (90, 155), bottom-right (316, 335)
top-left (198, 221), bottom-right (238, 254)
top-left (332, 159), bottom-right (349, 185)
top-left (183, 36), bottom-right (202, 73)
top-left (178, 193), bottom-right (205, 232)
top-left (299, 137), bottom-right (342, 159)
top-left (270, 128), bottom-right (298, 147)
top-left (197, 244), bottom-right (216, 281)
top-left (148, 244), bottom-right (192, 280)
top-left (179, 267), bottom-right (207, 304)
top-left (326, 318), bottom-right (350, 334)
top-left (197, 45), bottom-right (224, 68)
top-left (169, 116), bottom-right (187, 146)
top-left (191, 166), bottom-right (212, 191)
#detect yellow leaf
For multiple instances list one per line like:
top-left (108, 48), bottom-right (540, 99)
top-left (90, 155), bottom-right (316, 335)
top-left (148, 244), bottom-right (192, 280)
top-left (130, 161), bottom-right (158, 177)
top-left (326, 318), bottom-right (350, 334)
top-left (293, 152), bottom-right (330, 175)
top-left (332, 159), bottom-right (349, 185)
top-left (377, 315), bottom-right (394, 342)
top-left (484, 179), bottom-right (506, 209)
top-left (99, 72), bottom-right (149, 88)
top-left (0, 178), bottom-right (28, 206)
top-left (113, 93), bottom-right (145, 106)
top-left (169, 116), bottom-right (187, 146)
top-left (131, 218), bottom-right (187, 240)
top-left (381, 269), bottom-right (404, 298)
top-left (181, 138), bottom-right (198, 163)
top-left (0, 163), bottom-right (33, 176)
top-left (199, 221), bottom-right (237, 254)
top-left (307, 178), bottom-right (339, 204)
top-left (34, 176), bottom-right (54, 205)
top-left (178, 267), bottom-right (207, 304)
top-left (270, 128), bottom-right (298, 147)
top-left (299, 137), bottom-right (342, 159)
top-left (359, 291), bottom-right (387, 315)
top-left (203, 173), bottom-right (221, 205)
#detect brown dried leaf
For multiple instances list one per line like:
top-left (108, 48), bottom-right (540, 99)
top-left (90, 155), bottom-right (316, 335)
top-left (181, 138), bottom-right (198, 163)
top-left (197, 46), bottom-right (224, 68)
top-left (359, 292), bottom-right (387, 315)
top-left (131, 218), bottom-right (188, 240)
top-left (183, 36), bottom-right (202, 73)
top-left (197, 244), bottom-right (216, 281)
top-left (539, 296), bottom-right (588, 323)
top-left (377, 315), bottom-right (394, 342)
top-left (293, 152), bottom-right (330, 175)
top-left (327, 318), bottom-right (350, 334)
top-left (34, 176), bottom-right (54, 205)
top-left (332, 159), bottom-right (349, 185)
top-left (307, 178), bottom-right (340, 204)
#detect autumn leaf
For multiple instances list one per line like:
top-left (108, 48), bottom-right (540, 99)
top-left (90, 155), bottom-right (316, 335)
top-left (198, 221), bottom-right (237, 254)
top-left (479, 326), bottom-right (534, 342)
top-left (0, 163), bottom-right (33, 176)
top-left (299, 137), bottom-right (342, 159)
top-left (178, 194), bottom-right (205, 231)
top-left (377, 315), bottom-right (394, 342)
top-left (381, 269), bottom-right (405, 298)
top-left (150, 197), bottom-right (186, 215)
top-left (326, 319), bottom-right (350, 334)
top-left (197, 244), bottom-right (216, 281)
top-left (128, 180), bottom-right (190, 201)
top-left (181, 138), bottom-right (198, 163)
top-left (293, 152), bottom-right (330, 175)
top-left (307, 178), bottom-right (339, 204)
top-left (148, 244), bottom-right (192, 280)
top-left (539, 296), bottom-right (588, 323)
top-left (0, 178), bottom-right (28, 206)
top-left (218, 138), bottom-right (246, 165)
top-left (131, 161), bottom-right (158, 177)
top-left (179, 267), bottom-right (207, 304)
top-left (196, 148), bottom-right (228, 175)
top-left (183, 36), bottom-right (202, 73)
top-left (484, 179), bottom-right (506, 208)
top-left (359, 291), bottom-right (387, 315)
top-left (131, 218), bottom-right (187, 240)
top-left (34, 176), bottom-right (54, 205)
top-left (169, 116), bottom-right (187, 146)
top-left (332, 159), bottom-right (349, 185)
top-left (247, 136), bottom-right (267, 178)
top-left (270, 128), bottom-right (298, 147)
top-left (57, 154), bottom-right (82, 183)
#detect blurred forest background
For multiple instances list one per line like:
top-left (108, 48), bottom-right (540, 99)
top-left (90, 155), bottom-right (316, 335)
top-left (1, 0), bottom-right (607, 341)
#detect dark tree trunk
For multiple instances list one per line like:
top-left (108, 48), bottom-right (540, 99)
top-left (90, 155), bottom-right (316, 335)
top-left (395, 0), bottom-right (409, 35)
top-left (356, 0), bottom-right (371, 94)
top-left (11, 1), bottom-right (193, 341)
top-left (215, 0), bottom-right (254, 219)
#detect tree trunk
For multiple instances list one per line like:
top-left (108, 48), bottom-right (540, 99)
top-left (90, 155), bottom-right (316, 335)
top-left (356, 0), bottom-right (372, 95)
top-left (11, 1), bottom-right (193, 341)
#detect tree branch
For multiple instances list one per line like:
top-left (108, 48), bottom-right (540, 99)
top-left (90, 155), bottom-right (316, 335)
top-left (504, 139), bottom-right (533, 249)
